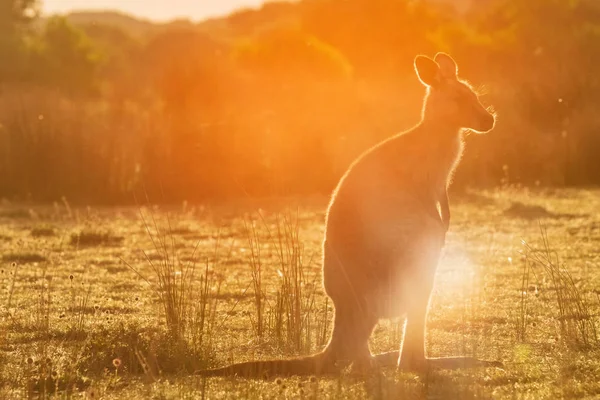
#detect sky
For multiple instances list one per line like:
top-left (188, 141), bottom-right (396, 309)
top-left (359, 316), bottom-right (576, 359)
top-left (42, 0), bottom-right (269, 22)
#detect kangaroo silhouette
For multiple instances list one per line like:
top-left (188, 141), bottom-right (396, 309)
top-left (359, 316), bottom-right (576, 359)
top-left (196, 53), bottom-right (498, 378)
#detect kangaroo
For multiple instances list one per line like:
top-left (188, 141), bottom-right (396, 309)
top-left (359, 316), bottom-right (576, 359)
top-left (196, 53), bottom-right (498, 378)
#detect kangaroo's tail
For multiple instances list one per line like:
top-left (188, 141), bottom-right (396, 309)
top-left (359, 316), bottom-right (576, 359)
top-left (195, 351), bottom-right (338, 378)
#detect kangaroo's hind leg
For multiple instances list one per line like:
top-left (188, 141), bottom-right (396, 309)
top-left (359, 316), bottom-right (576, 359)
top-left (371, 284), bottom-right (434, 370)
top-left (397, 280), bottom-right (434, 372)
top-left (324, 299), bottom-right (378, 373)
top-left (396, 238), bottom-right (502, 371)
top-left (400, 290), bottom-right (503, 371)
top-left (322, 245), bottom-right (380, 373)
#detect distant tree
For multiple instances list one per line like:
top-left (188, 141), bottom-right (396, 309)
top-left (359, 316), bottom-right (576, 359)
top-left (233, 25), bottom-right (356, 193)
top-left (235, 25), bottom-right (352, 82)
top-left (0, 0), bottom-right (38, 34)
top-left (142, 29), bottom-right (237, 199)
top-left (464, 0), bottom-right (600, 184)
top-left (31, 17), bottom-right (101, 94)
top-left (227, 1), bottom-right (298, 36)
top-left (79, 23), bottom-right (143, 101)
top-left (144, 29), bottom-right (224, 114)
top-left (301, 0), bottom-right (445, 77)
top-left (0, 0), bottom-right (39, 82)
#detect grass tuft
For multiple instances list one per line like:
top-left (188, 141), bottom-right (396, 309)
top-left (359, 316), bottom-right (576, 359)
top-left (518, 225), bottom-right (598, 349)
top-left (244, 209), bottom-right (329, 354)
top-left (122, 206), bottom-right (225, 371)
top-left (2, 253), bottom-right (47, 264)
top-left (70, 230), bottom-right (124, 247)
top-left (31, 226), bottom-right (56, 238)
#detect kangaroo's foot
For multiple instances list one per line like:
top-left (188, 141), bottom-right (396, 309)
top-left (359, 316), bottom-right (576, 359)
top-left (371, 350), bottom-right (427, 371)
top-left (370, 352), bottom-right (503, 372)
top-left (399, 356), bottom-right (503, 372)
top-left (425, 357), bottom-right (503, 370)
top-left (347, 354), bottom-right (379, 375)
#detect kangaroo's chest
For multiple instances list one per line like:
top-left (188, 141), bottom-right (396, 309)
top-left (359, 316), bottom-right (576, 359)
top-left (422, 136), bottom-right (463, 191)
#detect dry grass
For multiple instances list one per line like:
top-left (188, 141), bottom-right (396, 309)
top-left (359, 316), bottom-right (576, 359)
top-left (0, 188), bottom-right (599, 399)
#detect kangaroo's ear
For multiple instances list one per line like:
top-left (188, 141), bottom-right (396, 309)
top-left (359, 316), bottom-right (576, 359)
top-left (434, 52), bottom-right (458, 80)
top-left (414, 55), bottom-right (440, 87)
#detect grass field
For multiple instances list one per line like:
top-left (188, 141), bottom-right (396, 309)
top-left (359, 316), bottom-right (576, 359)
top-left (1, 187), bottom-right (599, 399)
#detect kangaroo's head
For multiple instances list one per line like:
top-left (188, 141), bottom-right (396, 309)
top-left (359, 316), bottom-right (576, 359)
top-left (414, 53), bottom-right (495, 134)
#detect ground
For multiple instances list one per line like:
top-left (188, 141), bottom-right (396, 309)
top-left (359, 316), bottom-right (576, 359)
top-left (1, 187), bottom-right (599, 399)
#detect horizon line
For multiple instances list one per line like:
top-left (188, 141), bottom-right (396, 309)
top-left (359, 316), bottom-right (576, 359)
top-left (40, 0), bottom-right (284, 24)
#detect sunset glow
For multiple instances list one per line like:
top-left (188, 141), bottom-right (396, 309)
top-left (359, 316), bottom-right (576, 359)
top-left (43, 0), bottom-right (269, 21)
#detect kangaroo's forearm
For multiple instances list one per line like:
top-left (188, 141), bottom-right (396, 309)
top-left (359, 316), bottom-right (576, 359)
top-left (440, 192), bottom-right (450, 230)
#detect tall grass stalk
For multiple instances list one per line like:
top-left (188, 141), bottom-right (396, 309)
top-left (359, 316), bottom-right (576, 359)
top-left (4, 261), bottom-right (19, 311)
top-left (34, 265), bottom-right (52, 334)
top-left (245, 209), bottom-right (328, 354)
top-left (124, 207), bottom-right (224, 353)
top-left (67, 279), bottom-right (93, 336)
top-left (520, 225), bottom-right (598, 348)
top-left (271, 211), bottom-right (321, 352)
top-left (188, 237), bottom-right (229, 356)
top-left (244, 218), bottom-right (266, 339)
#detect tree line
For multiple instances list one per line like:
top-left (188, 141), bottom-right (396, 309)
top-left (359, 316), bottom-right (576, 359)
top-left (1, 0), bottom-right (599, 203)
